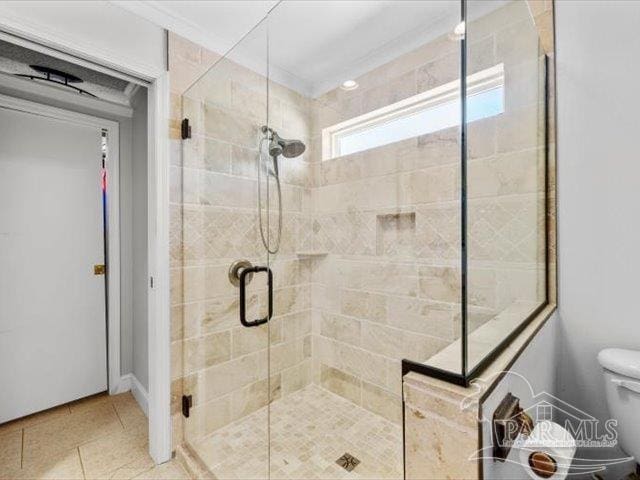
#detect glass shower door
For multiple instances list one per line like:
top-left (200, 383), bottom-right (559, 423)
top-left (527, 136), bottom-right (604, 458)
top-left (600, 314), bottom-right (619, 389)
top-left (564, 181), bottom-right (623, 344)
top-left (179, 20), bottom-right (274, 479)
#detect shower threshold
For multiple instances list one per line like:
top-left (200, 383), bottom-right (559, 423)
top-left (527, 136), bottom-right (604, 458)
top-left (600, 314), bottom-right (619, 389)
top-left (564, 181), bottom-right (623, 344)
top-left (191, 384), bottom-right (403, 479)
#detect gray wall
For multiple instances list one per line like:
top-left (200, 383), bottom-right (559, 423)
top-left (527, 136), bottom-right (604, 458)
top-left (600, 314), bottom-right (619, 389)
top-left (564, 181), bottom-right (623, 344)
top-left (119, 116), bottom-right (134, 377)
top-left (481, 313), bottom-right (559, 479)
top-left (482, 3), bottom-right (640, 477)
top-left (131, 88), bottom-right (149, 390)
top-left (555, 1), bottom-right (640, 476)
top-left (120, 91), bottom-right (149, 389)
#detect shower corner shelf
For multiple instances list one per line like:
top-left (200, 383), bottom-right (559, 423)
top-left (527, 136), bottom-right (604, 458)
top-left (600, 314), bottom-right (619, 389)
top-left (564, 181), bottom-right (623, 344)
top-left (296, 251), bottom-right (329, 258)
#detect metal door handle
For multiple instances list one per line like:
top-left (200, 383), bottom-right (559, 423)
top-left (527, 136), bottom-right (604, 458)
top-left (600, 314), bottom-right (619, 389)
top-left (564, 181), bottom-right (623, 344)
top-left (239, 266), bottom-right (272, 327)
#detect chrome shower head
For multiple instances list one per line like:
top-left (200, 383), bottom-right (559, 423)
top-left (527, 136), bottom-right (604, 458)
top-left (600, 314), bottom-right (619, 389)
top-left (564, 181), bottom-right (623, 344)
top-left (273, 132), bottom-right (305, 158)
top-left (261, 126), bottom-right (306, 158)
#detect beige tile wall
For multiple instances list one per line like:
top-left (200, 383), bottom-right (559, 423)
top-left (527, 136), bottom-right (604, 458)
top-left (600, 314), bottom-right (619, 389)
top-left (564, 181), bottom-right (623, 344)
top-left (303, 9), bottom-right (462, 425)
top-left (305, 0), bottom-right (547, 422)
top-left (170, 34), bottom-right (317, 447)
top-left (168, 33), bottom-right (222, 451)
top-left (465, 0), bottom-right (548, 371)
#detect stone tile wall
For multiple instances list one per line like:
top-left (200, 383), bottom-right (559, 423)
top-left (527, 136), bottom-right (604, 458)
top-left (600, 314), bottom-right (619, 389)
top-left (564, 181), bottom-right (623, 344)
top-left (170, 35), bottom-right (316, 446)
top-left (306, 0), bottom-right (547, 421)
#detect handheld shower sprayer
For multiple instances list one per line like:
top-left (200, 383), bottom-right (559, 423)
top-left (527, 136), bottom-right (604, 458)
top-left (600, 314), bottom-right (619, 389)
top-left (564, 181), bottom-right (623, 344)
top-left (258, 126), bottom-right (306, 254)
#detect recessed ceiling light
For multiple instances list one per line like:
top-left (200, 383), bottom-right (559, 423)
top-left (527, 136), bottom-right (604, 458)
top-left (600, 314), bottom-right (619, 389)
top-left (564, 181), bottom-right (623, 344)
top-left (340, 80), bottom-right (358, 91)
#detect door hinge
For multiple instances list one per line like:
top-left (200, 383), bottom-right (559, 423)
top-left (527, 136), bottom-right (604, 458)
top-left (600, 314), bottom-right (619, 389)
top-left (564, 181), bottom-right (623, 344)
top-left (150, 276), bottom-right (154, 288)
top-left (182, 395), bottom-right (193, 418)
top-left (181, 118), bottom-right (191, 139)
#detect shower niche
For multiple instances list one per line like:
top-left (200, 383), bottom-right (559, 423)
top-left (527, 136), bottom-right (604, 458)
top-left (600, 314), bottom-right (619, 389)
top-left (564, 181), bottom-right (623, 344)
top-left (173, 0), bottom-right (551, 478)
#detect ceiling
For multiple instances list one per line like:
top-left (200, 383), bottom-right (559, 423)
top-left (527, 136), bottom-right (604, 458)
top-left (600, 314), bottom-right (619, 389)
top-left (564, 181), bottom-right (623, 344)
top-left (114, 1), bottom-right (503, 97)
top-left (267, 1), bottom-right (462, 96)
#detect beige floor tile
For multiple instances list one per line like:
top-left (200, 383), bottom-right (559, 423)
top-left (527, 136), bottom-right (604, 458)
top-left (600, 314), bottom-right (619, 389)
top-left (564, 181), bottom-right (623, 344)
top-left (192, 384), bottom-right (403, 480)
top-left (0, 404), bottom-right (71, 435)
top-left (106, 454), bottom-right (155, 480)
top-left (132, 461), bottom-right (191, 480)
top-left (0, 429), bottom-right (22, 477)
top-left (80, 428), bottom-right (149, 479)
top-left (68, 393), bottom-right (112, 414)
top-left (111, 393), bottom-right (148, 432)
top-left (23, 402), bottom-right (123, 463)
top-left (69, 392), bottom-right (113, 413)
top-left (2, 392), bottom-right (151, 480)
top-left (15, 447), bottom-right (84, 480)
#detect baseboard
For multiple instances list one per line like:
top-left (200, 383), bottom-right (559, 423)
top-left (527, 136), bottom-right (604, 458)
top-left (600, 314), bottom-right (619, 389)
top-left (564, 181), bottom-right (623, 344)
top-left (116, 373), bottom-right (149, 417)
top-left (130, 375), bottom-right (149, 417)
top-left (112, 373), bottom-right (132, 394)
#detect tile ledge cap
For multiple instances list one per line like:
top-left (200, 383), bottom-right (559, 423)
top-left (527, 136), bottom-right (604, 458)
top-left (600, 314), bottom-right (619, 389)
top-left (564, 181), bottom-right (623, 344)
top-left (404, 304), bottom-right (557, 401)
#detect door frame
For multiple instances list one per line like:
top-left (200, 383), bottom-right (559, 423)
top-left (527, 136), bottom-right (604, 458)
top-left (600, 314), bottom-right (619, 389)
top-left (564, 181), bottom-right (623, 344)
top-left (146, 71), bottom-right (172, 465)
top-left (0, 30), bottom-right (172, 465)
top-left (0, 93), bottom-right (122, 394)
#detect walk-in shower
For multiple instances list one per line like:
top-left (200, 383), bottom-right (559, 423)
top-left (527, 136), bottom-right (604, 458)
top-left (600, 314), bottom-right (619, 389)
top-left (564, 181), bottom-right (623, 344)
top-left (176, 0), bottom-right (550, 478)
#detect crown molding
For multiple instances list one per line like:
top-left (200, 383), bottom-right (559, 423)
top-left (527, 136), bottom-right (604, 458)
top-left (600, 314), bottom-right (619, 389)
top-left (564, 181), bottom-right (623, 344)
top-left (111, 1), bottom-right (235, 58)
top-left (110, 0), bottom-right (313, 96)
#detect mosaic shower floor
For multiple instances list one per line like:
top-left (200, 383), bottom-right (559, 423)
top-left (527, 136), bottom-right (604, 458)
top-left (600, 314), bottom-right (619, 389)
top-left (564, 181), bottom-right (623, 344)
top-left (191, 384), bottom-right (403, 479)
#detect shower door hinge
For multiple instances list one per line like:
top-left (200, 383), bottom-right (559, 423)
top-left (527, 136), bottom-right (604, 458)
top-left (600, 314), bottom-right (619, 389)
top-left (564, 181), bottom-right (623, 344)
top-left (181, 118), bottom-right (191, 139)
top-left (182, 395), bottom-right (193, 418)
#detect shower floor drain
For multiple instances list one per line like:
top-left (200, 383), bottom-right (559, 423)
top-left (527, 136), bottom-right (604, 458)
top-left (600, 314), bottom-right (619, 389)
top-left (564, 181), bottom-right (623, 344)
top-left (336, 453), bottom-right (360, 472)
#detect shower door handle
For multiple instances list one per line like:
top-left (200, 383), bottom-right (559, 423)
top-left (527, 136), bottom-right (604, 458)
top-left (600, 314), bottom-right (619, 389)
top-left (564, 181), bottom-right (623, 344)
top-left (239, 266), bottom-right (273, 327)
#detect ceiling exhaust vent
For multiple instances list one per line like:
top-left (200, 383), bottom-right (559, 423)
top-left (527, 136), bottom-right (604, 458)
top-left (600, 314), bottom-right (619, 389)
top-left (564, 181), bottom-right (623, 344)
top-left (15, 65), bottom-right (96, 97)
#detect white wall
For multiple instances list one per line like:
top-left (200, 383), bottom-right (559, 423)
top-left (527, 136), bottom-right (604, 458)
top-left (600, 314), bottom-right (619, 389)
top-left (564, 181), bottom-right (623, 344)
top-left (0, 0), bottom-right (160, 390)
top-left (131, 88), bottom-right (149, 391)
top-left (0, 1), bottom-right (165, 80)
top-left (0, 76), bottom-right (149, 389)
top-left (555, 1), bottom-right (640, 475)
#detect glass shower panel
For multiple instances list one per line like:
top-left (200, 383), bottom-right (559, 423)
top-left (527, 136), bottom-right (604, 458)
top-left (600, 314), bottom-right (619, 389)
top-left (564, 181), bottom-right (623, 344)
top-left (180, 20), bottom-right (272, 479)
top-left (465, 0), bottom-right (547, 373)
top-left (267, 2), bottom-right (462, 478)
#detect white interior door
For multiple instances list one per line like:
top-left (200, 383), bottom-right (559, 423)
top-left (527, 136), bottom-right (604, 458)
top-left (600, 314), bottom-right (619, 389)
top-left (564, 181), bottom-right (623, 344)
top-left (0, 105), bottom-right (108, 423)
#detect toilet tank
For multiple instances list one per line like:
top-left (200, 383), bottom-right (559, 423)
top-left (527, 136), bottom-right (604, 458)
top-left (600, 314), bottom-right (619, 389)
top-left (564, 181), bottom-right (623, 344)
top-left (598, 348), bottom-right (640, 462)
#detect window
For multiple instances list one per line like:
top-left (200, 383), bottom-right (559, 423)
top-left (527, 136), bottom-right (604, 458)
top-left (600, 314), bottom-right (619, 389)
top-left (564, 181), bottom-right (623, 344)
top-left (322, 64), bottom-right (504, 159)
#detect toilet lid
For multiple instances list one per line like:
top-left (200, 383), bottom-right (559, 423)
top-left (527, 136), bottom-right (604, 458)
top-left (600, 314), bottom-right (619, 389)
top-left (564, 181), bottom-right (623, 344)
top-left (598, 348), bottom-right (640, 380)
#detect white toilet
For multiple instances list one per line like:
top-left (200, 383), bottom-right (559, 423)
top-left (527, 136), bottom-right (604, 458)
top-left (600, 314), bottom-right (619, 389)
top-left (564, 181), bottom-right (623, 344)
top-left (598, 348), bottom-right (640, 462)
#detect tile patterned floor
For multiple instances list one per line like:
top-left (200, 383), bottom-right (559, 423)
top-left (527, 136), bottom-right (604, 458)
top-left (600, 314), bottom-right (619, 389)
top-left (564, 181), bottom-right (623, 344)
top-left (192, 384), bottom-right (403, 480)
top-left (0, 393), bottom-right (189, 480)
